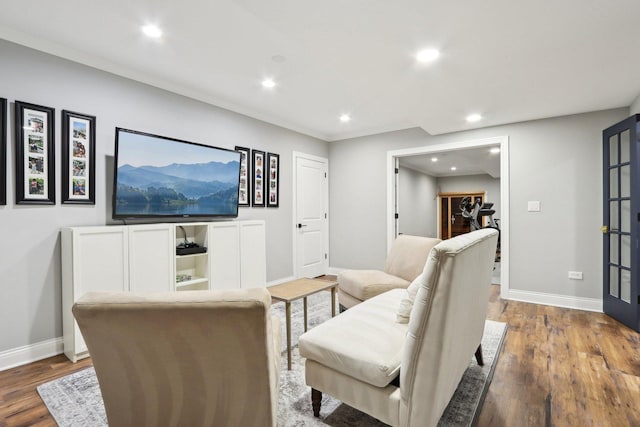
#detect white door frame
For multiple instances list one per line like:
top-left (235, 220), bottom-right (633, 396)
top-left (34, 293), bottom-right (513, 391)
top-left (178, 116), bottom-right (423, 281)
top-left (386, 136), bottom-right (510, 297)
top-left (292, 151), bottom-right (330, 278)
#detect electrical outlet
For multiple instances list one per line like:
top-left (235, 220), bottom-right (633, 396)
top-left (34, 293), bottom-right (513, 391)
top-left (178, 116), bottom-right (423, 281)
top-left (568, 271), bottom-right (583, 280)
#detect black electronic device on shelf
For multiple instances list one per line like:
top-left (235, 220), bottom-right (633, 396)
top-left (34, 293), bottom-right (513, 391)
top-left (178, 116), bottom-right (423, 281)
top-left (176, 242), bottom-right (207, 256)
top-left (176, 226), bottom-right (207, 255)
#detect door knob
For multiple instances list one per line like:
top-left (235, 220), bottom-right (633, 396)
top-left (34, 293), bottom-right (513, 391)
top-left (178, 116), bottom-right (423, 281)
top-left (601, 225), bottom-right (608, 233)
top-left (297, 223), bottom-right (307, 228)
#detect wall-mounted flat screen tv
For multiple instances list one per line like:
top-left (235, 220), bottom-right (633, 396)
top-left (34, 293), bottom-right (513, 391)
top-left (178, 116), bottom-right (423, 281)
top-left (112, 128), bottom-right (241, 219)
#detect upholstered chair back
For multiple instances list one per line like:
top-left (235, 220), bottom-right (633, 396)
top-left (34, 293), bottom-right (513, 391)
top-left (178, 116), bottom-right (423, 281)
top-left (73, 288), bottom-right (281, 427)
top-left (384, 235), bottom-right (442, 282)
top-left (399, 229), bottom-right (498, 427)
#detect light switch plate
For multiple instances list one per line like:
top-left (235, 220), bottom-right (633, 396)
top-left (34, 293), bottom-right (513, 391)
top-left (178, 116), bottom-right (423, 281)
top-left (528, 201), bottom-right (541, 212)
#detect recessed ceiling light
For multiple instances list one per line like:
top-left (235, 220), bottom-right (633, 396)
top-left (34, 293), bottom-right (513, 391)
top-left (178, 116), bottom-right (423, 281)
top-left (451, 166), bottom-right (457, 171)
top-left (261, 78), bottom-right (276, 88)
top-left (490, 147), bottom-right (501, 154)
top-left (339, 114), bottom-right (351, 123)
top-left (142, 24), bottom-right (162, 39)
top-left (416, 48), bottom-right (440, 63)
top-left (466, 113), bottom-right (482, 123)
top-left (431, 157), bottom-right (438, 162)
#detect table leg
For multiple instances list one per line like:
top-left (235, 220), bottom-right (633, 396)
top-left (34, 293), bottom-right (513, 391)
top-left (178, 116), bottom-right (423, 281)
top-left (331, 287), bottom-right (336, 317)
top-left (286, 301), bottom-right (292, 370)
top-left (304, 296), bottom-right (308, 332)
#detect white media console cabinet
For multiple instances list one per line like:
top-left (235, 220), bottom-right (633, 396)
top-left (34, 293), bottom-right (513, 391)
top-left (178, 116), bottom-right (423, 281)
top-left (61, 220), bottom-right (266, 362)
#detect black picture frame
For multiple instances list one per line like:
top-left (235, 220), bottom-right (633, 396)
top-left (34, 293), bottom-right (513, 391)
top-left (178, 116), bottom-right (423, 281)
top-left (267, 152), bottom-right (279, 208)
top-left (0, 98), bottom-right (6, 205)
top-left (235, 146), bottom-right (251, 206)
top-left (14, 101), bottom-right (55, 205)
top-left (251, 149), bottom-right (265, 207)
top-left (61, 110), bottom-right (96, 204)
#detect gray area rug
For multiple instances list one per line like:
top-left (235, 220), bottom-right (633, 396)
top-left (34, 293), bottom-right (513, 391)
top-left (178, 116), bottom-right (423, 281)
top-left (38, 291), bottom-right (506, 426)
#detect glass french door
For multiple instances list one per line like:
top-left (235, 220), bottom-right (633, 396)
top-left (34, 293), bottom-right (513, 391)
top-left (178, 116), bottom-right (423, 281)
top-left (603, 115), bottom-right (640, 332)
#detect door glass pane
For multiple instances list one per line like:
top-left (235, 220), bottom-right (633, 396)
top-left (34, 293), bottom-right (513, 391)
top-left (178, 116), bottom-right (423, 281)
top-left (610, 168), bottom-right (618, 198)
top-left (621, 235), bottom-right (631, 268)
top-left (610, 201), bottom-right (619, 231)
top-left (610, 233), bottom-right (619, 264)
top-left (610, 266), bottom-right (619, 297)
top-left (620, 129), bottom-right (630, 163)
top-left (609, 135), bottom-right (618, 166)
top-left (620, 165), bottom-right (630, 197)
top-left (621, 270), bottom-right (631, 303)
top-left (621, 200), bottom-right (630, 232)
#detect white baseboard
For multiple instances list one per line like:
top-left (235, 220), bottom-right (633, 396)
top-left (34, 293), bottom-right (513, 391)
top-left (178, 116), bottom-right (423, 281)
top-left (504, 289), bottom-right (603, 313)
top-left (327, 267), bottom-right (346, 276)
top-left (267, 269), bottom-right (344, 287)
top-left (0, 337), bottom-right (63, 372)
top-left (266, 275), bottom-right (297, 287)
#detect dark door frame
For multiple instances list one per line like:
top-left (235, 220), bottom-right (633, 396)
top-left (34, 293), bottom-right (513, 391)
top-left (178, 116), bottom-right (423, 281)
top-left (603, 115), bottom-right (640, 331)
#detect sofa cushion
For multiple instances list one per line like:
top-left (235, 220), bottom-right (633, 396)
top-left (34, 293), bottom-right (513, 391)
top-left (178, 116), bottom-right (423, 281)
top-left (396, 271), bottom-right (425, 323)
top-left (299, 289), bottom-right (407, 388)
top-left (338, 270), bottom-right (409, 301)
top-left (337, 289), bottom-right (363, 309)
top-left (384, 236), bottom-right (441, 282)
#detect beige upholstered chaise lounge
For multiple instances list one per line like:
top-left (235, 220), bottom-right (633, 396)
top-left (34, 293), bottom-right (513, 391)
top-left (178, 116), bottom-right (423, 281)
top-left (299, 228), bottom-right (499, 427)
top-left (73, 287), bottom-right (281, 427)
top-left (338, 234), bottom-right (441, 309)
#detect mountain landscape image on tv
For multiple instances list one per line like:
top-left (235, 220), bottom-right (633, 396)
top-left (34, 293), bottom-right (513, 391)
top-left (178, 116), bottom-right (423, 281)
top-left (113, 128), bottom-right (241, 218)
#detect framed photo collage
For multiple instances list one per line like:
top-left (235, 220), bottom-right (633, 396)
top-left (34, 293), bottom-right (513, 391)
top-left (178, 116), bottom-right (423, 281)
top-left (235, 146), bottom-right (279, 208)
top-left (0, 97), bottom-right (96, 206)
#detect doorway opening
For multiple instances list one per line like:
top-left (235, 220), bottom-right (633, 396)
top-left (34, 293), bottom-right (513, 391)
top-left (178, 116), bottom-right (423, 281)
top-left (386, 136), bottom-right (509, 296)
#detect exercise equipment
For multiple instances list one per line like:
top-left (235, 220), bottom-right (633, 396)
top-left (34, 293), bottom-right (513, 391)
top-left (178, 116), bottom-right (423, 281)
top-left (459, 196), bottom-right (501, 259)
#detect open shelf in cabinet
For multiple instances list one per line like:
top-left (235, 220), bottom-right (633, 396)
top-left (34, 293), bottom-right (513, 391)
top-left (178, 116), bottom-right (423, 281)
top-left (174, 224), bottom-right (209, 291)
top-left (175, 277), bottom-right (209, 290)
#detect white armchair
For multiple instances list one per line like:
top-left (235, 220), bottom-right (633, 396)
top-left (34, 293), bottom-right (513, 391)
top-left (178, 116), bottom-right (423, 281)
top-left (73, 288), bottom-right (282, 427)
top-left (300, 229), bottom-right (499, 426)
top-left (338, 234), bottom-right (441, 309)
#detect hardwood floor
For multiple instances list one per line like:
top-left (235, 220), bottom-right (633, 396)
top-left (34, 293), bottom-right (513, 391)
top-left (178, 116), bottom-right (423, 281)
top-left (1, 285), bottom-right (638, 426)
top-left (479, 286), bottom-right (640, 427)
top-left (0, 356), bottom-right (92, 427)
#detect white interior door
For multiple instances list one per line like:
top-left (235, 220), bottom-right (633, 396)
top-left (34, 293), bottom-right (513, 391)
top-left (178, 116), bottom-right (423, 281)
top-left (293, 152), bottom-right (328, 278)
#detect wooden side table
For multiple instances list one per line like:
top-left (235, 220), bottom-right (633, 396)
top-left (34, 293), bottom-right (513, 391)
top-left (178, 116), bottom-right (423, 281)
top-left (268, 278), bottom-right (338, 370)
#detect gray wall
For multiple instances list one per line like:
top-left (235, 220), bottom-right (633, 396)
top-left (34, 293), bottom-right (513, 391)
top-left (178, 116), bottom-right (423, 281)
top-left (437, 174), bottom-right (501, 226)
top-left (0, 40), bottom-right (328, 353)
top-left (630, 95), bottom-right (640, 115)
top-left (397, 166), bottom-right (438, 237)
top-left (329, 109), bottom-right (628, 303)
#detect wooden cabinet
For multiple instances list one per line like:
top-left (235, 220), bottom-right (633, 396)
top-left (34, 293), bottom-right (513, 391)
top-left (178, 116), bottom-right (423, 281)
top-left (174, 223), bottom-right (210, 291)
top-left (61, 226), bottom-right (129, 362)
top-left (61, 220), bottom-right (266, 362)
top-left (129, 224), bottom-right (174, 292)
top-left (239, 220), bottom-right (267, 288)
top-left (439, 192), bottom-right (484, 239)
top-left (209, 220), bottom-right (267, 289)
top-left (210, 222), bottom-right (241, 289)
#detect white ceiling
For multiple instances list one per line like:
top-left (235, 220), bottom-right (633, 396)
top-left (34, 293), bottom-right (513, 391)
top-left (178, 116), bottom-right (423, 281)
top-left (400, 146), bottom-right (501, 178)
top-left (0, 1), bottom-right (639, 142)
